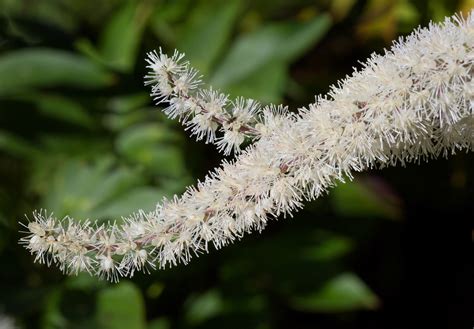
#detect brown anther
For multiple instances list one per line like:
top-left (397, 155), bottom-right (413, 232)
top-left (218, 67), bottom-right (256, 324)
top-left (353, 100), bottom-right (367, 109)
top-left (203, 208), bottom-right (215, 222)
top-left (352, 111), bottom-right (364, 120)
top-left (279, 163), bottom-right (289, 174)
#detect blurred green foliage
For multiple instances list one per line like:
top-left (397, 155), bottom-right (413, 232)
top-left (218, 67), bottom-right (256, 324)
top-left (0, 0), bottom-right (472, 328)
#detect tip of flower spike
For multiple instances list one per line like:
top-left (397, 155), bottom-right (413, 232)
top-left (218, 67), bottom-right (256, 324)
top-left (18, 209), bottom-right (163, 282)
top-left (144, 49), bottom-right (271, 155)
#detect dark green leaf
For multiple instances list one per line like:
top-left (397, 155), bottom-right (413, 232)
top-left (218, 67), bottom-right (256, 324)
top-left (211, 14), bottom-right (331, 87)
top-left (148, 318), bottom-right (170, 329)
top-left (331, 179), bottom-right (402, 220)
top-left (177, 0), bottom-right (241, 75)
top-left (0, 130), bottom-right (39, 158)
top-left (98, 0), bottom-right (153, 72)
top-left (41, 290), bottom-right (67, 329)
top-left (115, 124), bottom-right (186, 177)
top-left (107, 93), bottom-right (151, 113)
top-left (0, 49), bottom-right (113, 94)
top-left (96, 282), bottom-right (146, 329)
top-left (223, 61), bottom-right (287, 103)
top-left (115, 123), bottom-right (182, 152)
top-left (300, 232), bottom-right (353, 261)
top-left (35, 94), bottom-right (95, 128)
top-left (148, 0), bottom-right (192, 44)
top-left (291, 273), bottom-right (379, 312)
top-left (184, 290), bottom-right (224, 325)
top-left (41, 158), bottom-right (143, 219)
top-left (66, 273), bottom-right (107, 291)
top-left (89, 187), bottom-right (167, 219)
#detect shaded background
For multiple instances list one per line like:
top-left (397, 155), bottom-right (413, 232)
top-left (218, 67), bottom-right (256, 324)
top-left (0, 0), bottom-right (473, 328)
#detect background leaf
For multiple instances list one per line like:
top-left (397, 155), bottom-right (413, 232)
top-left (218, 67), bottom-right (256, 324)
top-left (40, 158), bottom-right (144, 220)
top-left (331, 177), bottom-right (402, 220)
top-left (0, 130), bottom-right (39, 158)
top-left (221, 61), bottom-right (287, 102)
top-left (0, 49), bottom-right (113, 94)
top-left (96, 281), bottom-right (146, 329)
top-left (184, 290), bottom-right (224, 325)
top-left (210, 14), bottom-right (331, 88)
top-left (291, 273), bottom-right (380, 312)
top-left (115, 123), bottom-right (187, 178)
top-left (34, 94), bottom-right (95, 128)
top-left (177, 0), bottom-right (241, 75)
top-left (97, 0), bottom-right (153, 72)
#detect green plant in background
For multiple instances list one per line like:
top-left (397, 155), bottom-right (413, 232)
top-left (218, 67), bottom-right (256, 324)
top-left (0, 0), bottom-right (472, 328)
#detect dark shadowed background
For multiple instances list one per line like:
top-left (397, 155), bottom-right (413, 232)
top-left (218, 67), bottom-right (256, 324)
top-left (0, 0), bottom-right (473, 328)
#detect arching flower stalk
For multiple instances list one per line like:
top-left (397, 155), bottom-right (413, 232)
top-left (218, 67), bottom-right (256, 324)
top-left (144, 48), bottom-right (289, 154)
top-left (21, 12), bottom-right (474, 281)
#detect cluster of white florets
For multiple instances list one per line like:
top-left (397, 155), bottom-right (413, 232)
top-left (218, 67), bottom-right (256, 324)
top-left (20, 211), bottom-right (156, 281)
top-left (144, 48), bottom-right (289, 154)
top-left (21, 12), bottom-right (473, 281)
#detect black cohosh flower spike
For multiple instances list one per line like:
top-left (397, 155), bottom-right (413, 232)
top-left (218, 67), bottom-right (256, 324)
top-left (21, 12), bottom-right (474, 281)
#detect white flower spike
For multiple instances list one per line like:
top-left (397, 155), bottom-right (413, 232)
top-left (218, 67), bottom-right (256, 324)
top-left (21, 12), bottom-right (474, 281)
top-left (144, 47), bottom-right (287, 155)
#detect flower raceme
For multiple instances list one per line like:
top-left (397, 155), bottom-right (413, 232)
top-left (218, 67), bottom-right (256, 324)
top-left (21, 12), bottom-right (474, 281)
top-left (144, 49), bottom-right (290, 155)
